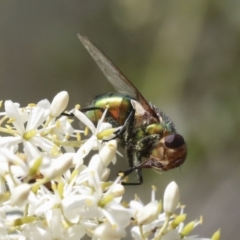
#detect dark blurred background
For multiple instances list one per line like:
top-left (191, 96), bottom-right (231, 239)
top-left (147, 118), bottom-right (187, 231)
top-left (1, 1), bottom-right (239, 239)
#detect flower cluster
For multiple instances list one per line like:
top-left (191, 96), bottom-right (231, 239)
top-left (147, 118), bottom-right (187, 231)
top-left (0, 92), bottom-right (220, 240)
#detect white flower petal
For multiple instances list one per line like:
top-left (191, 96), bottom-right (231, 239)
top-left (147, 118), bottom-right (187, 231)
top-left (73, 108), bottom-right (95, 134)
top-left (0, 136), bottom-right (22, 148)
top-left (136, 200), bottom-right (160, 225)
top-left (131, 226), bottom-right (142, 240)
top-left (161, 229), bottom-right (181, 240)
top-left (77, 135), bottom-right (96, 158)
top-left (94, 222), bottom-right (126, 240)
top-left (23, 141), bottom-right (41, 159)
top-left (46, 209), bottom-right (63, 239)
top-left (4, 100), bottom-right (25, 135)
top-left (26, 105), bottom-right (46, 131)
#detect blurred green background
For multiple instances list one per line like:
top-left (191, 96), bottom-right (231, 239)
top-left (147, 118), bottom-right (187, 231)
top-left (1, 1), bottom-right (240, 239)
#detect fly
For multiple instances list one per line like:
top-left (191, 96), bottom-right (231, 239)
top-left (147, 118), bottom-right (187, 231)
top-left (78, 34), bottom-right (187, 185)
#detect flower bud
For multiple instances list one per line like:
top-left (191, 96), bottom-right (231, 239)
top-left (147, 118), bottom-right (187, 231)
top-left (99, 140), bottom-right (117, 167)
top-left (10, 184), bottom-right (31, 207)
top-left (88, 154), bottom-right (104, 176)
top-left (50, 91), bottom-right (69, 117)
top-left (163, 181), bottom-right (179, 214)
top-left (111, 184), bottom-right (125, 198)
top-left (101, 168), bottom-right (111, 181)
top-left (47, 154), bottom-right (72, 179)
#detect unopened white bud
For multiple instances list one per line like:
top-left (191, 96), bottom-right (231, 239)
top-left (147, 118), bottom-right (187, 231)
top-left (50, 91), bottom-right (69, 117)
top-left (10, 184), bottom-right (31, 207)
top-left (101, 168), bottom-right (111, 181)
top-left (88, 154), bottom-right (104, 176)
top-left (99, 140), bottom-right (117, 167)
top-left (111, 183), bottom-right (125, 198)
top-left (48, 154), bottom-right (72, 179)
top-left (163, 181), bottom-right (179, 214)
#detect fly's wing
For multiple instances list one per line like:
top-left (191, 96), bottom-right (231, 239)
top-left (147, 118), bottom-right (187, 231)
top-left (78, 34), bottom-right (158, 117)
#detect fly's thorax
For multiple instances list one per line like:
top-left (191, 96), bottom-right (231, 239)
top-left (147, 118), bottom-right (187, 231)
top-left (85, 93), bottom-right (133, 127)
top-left (151, 104), bottom-right (177, 133)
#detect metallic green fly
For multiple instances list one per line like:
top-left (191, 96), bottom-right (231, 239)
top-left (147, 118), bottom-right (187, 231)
top-left (78, 34), bottom-right (187, 185)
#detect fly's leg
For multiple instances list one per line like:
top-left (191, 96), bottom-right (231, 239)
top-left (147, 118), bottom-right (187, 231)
top-left (81, 107), bottom-right (105, 112)
top-left (118, 135), bottom-right (161, 185)
top-left (61, 107), bottom-right (105, 117)
top-left (118, 150), bottom-right (143, 185)
top-left (102, 109), bottom-right (135, 142)
top-left (119, 168), bottom-right (143, 185)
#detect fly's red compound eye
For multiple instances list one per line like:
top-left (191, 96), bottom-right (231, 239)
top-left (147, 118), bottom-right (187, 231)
top-left (164, 134), bottom-right (185, 149)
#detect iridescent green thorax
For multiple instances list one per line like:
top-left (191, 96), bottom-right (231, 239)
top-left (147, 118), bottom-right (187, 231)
top-left (86, 93), bottom-right (133, 127)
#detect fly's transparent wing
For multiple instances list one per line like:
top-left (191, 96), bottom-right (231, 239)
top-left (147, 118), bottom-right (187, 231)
top-left (78, 34), bottom-right (156, 114)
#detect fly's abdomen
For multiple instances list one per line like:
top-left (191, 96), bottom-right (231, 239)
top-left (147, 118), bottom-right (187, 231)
top-left (86, 93), bottom-right (133, 127)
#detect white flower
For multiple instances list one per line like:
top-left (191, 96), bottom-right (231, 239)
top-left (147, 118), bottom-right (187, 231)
top-left (73, 107), bottom-right (119, 162)
top-left (130, 187), bottom-right (165, 240)
top-left (0, 93), bottom-right (220, 240)
top-left (2, 99), bottom-right (54, 158)
top-left (23, 209), bottom-right (85, 240)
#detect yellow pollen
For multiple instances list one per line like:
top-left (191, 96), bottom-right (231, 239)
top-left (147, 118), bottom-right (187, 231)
top-left (75, 104), bottom-right (81, 109)
top-left (97, 128), bottom-right (115, 140)
top-left (7, 118), bottom-right (15, 124)
top-left (70, 169), bottom-right (79, 182)
top-left (98, 195), bottom-right (114, 207)
top-left (23, 130), bottom-right (37, 140)
top-left (52, 134), bottom-right (58, 141)
top-left (84, 127), bottom-right (89, 136)
top-left (111, 224), bottom-right (117, 230)
top-left (56, 120), bottom-right (61, 128)
top-left (151, 185), bottom-right (157, 191)
top-left (28, 103), bottom-right (37, 107)
top-left (57, 180), bottom-right (64, 198)
top-left (76, 132), bottom-right (81, 141)
top-left (51, 145), bottom-right (60, 156)
top-left (65, 134), bottom-right (70, 140)
top-left (5, 125), bottom-right (13, 131)
top-left (29, 157), bottom-right (42, 176)
top-left (67, 118), bottom-right (74, 124)
top-left (86, 199), bottom-right (93, 206)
